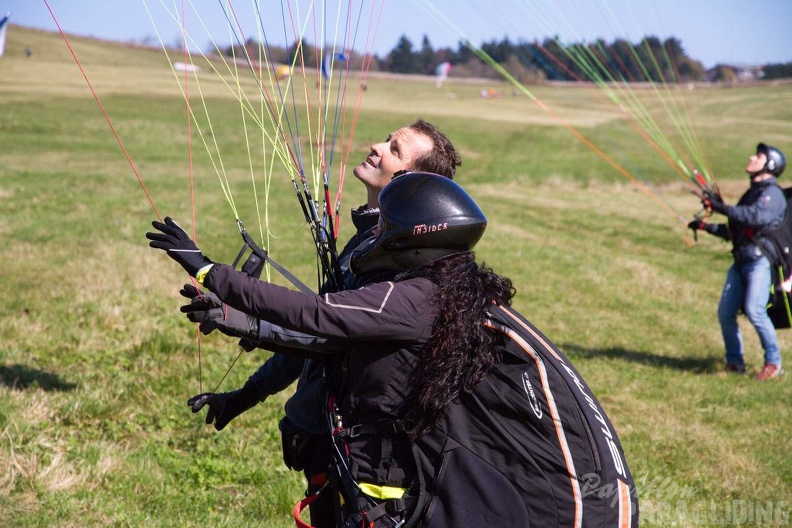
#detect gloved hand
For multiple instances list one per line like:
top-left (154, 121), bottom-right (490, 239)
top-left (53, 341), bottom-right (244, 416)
top-left (187, 381), bottom-right (260, 431)
top-left (688, 218), bottom-right (718, 233)
top-left (146, 217), bottom-right (213, 277)
top-left (702, 191), bottom-right (728, 215)
top-left (179, 284), bottom-right (259, 340)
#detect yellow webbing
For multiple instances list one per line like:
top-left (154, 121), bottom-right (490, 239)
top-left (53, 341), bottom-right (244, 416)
top-left (358, 483), bottom-right (406, 500)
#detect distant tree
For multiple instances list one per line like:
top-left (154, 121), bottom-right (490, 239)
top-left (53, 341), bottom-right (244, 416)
top-left (763, 62), bottom-right (792, 80)
top-left (452, 40), bottom-right (476, 64)
top-left (287, 39), bottom-right (299, 66)
top-left (664, 37), bottom-right (685, 63)
top-left (539, 38), bottom-right (572, 81)
top-left (661, 37), bottom-right (705, 82)
top-left (388, 35), bottom-right (418, 73)
top-left (433, 47), bottom-right (456, 68)
top-left (266, 45), bottom-right (290, 65)
top-left (378, 32), bottom-right (715, 84)
top-left (609, 38), bottom-right (640, 81)
top-left (566, 42), bottom-right (591, 80)
top-left (675, 58), bottom-right (706, 82)
top-left (480, 37), bottom-right (514, 64)
top-left (633, 36), bottom-right (663, 82)
top-left (287, 39), bottom-right (316, 68)
top-left (450, 56), bottom-right (500, 80)
top-left (503, 54), bottom-right (544, 84)
top-left (513, 40), bottom-right (539, 67)
top-left (418, 35), bottom-right (435, 75)
top-left (710, 65), bottom-right (738, 83)
top-left (584, 39), bottom-right (611, 81)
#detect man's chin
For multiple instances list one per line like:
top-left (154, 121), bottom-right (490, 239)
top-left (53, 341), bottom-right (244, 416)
top-left (353, 165), bottom-right (375, 182)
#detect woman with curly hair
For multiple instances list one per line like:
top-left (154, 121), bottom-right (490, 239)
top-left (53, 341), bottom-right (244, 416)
top-left (148, 172), bottom-right (637, 528)
top-left (399, 251), bottom-right (515, 439)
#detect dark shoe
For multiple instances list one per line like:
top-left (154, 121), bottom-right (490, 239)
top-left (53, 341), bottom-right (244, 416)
top-left (725, 363), bottom-right (746, 374)
top-left (755, 363), bottom-right (784, 381)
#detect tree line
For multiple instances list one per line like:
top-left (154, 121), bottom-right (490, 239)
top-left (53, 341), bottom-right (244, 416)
top-left (219, 34), bottom-right (792, 84)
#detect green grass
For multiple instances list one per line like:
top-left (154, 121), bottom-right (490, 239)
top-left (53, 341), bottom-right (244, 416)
top-left (2, 26), bottom-right (792, 527)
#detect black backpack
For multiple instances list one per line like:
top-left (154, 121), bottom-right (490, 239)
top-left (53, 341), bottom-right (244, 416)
top-left (762, 187), bottom-right (792, 329)
top-left (404, 304), bottom-right (639, 528)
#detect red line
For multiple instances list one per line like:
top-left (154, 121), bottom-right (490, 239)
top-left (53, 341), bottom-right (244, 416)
top-left (180, 2), bottom-right (196, 240)
top-left (226, 0), bottom-right (302, 173)
top-left (542, 41), bottom-right (688, 183)
top-left (44, 0), bottom-right (161, 221)
top-left (335, 0), bottom-right (384, 238)
top-left (181, 0), bottom-right (202, 394)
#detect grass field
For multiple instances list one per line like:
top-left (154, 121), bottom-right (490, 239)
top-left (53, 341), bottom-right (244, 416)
top-left (2, 26), bottom-right (792, 527)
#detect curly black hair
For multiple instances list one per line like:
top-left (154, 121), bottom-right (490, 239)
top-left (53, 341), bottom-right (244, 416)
top-left (402, 252), bottom-right (515, 439)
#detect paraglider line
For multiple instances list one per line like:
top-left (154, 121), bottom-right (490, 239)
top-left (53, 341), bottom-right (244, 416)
top-left (45, 0), bottom-right (161, 221)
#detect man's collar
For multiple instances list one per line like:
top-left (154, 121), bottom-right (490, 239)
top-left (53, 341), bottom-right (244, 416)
top-left (351, 204), bottom-right (380, 231)
top-left (751, 175), bottom-right (777, 186)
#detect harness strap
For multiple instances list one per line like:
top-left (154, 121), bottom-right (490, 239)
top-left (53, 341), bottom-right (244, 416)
top-left (293, 478), bottom-right (332, 528)
top-left (343, 495), bottom-right (414, 528)
top-left (293, 493), bottom-right (319, 528)
top-left (234, 219), bottom-right (315, 294)
top-left (328, 410), bottom-right (412, 527)
top-left (341, 420), bottom-right (406, 440)
top-left (358, 483), bottom-right (407, 501)
top-left (339, 420), bottom-right (409, 484)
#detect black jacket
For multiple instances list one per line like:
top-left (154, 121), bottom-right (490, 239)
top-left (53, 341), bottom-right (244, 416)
top-left (246, 206), bottom-right (382, 433)
top-left (707, 177), bottom-right (786, 264)
top-left (203, 266), bottom-right (638, 527)
top-left (204, 267), bottom-right (436, 488)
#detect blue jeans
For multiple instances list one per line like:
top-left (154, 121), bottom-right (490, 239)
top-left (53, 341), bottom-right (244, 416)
top-left (718, 257), bottom-right (782, 367)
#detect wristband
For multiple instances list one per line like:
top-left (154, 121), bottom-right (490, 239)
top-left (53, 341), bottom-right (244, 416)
top-left (195, 264), bottom-right (214, 285)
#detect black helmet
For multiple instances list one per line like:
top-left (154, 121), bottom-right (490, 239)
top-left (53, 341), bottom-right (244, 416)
top-left (757, 143), bottom-right (786, 177)
top-left (350, 172), bottom-right (487, 274)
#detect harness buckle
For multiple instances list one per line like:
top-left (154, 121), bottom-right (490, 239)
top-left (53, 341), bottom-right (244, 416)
top-left (347, 424), bottom-right (363, 438)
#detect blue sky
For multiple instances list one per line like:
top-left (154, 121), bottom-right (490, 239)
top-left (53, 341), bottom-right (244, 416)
top-left (6, 0), bottom-right (792, 68)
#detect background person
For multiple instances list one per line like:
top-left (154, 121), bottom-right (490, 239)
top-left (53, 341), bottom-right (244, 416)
top-left (688, 142), bottom-right (787, 380)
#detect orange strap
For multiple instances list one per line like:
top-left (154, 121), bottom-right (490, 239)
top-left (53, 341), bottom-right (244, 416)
top-left (293, 493), bottom-right (319, 528)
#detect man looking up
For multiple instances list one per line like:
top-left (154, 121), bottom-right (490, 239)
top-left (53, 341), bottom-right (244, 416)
top-left (689, 143), bottom-right (787, 380)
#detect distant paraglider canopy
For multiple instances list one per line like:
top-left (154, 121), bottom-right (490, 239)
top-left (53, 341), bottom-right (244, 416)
top-left (321, 52), bottom-right (347, 79)
top-left (435, 61), bottom-right (451, 88)
top-left (0, 12), bottom-right (10, 58)
top-left (275, 64), bottom-right (291, 80)
top-left (173, 61), bottom-right (199, 72)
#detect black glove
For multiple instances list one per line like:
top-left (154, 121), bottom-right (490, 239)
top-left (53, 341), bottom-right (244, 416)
top-left (187, 381), bottom-right (260, 431)
top-left (179, 284), bottom-right (259, 340)
top-left (702, 191), bottom-right (728, 215)
top-left (687, 218), bottom-right (718, 237)
top-left (146, 217), bottom-right (213, 277)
